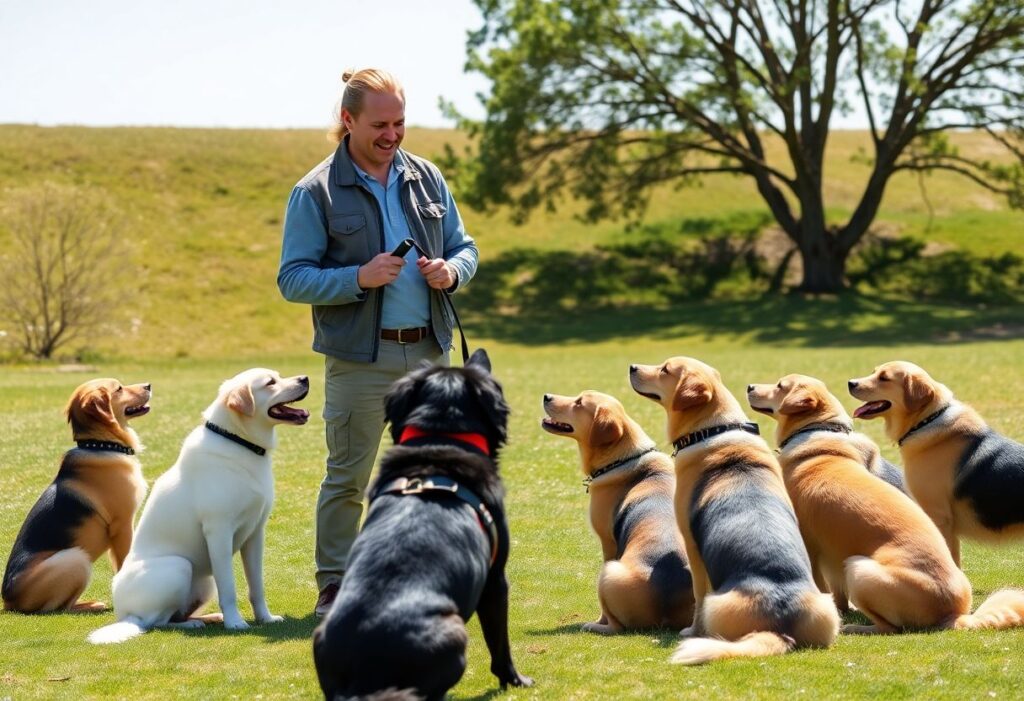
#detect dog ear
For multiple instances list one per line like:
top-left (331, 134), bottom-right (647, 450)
top-left (467, 348), bottom-right (491, 373)
top-left (470, 375), bottom-right (510, 450)
top-left (779, 390), bottom-right (820, 416)
top-left (590, 406), bottom-right (624, 448)
top-left (672, 376), bottom-right (712, 412)
top-left (72, 387), bottom-right (116, 427)
top-left (904, 373), bottom-right (935, 413)
top-left (226, 383), bottom-right (256, 417)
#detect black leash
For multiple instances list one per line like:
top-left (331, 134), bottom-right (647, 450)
top-left (898, 406), bottom-right (950, 446)
top-left (76, 440), bottom-right (135, 456)
top-left (778, 422), bottom-right (852, 451)
top-left (204, 421), bottom-right (267, 456)
top-left (407, 239), bottom-right (470, 365)
top-left (672, 422), bottom-right (761, 456)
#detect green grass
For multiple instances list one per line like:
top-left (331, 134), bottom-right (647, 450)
top-left (2, 335), bottom-right (1023, 699)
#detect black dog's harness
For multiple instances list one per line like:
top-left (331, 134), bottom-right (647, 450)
top-left (583, 447), bottom-right (658, 493)
top-left (75, 439), bottom-right (135, 455)
top-left (672, 422), bottom-right (760, 456)
top-left (376, 475), bottom-right (499, 565)
top-left (898, 406), bottom-right (950, 446)
top-left (778, 422), bottom-right (852, 451)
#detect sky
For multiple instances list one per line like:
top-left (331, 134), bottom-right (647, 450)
top-left (0, 0), bottom-right (489, 129)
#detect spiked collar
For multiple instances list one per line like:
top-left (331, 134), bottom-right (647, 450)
top-left (76, 439), bottom-right (135, 455)
top-left (778, 422), bottom-right (852, 451)
top-left (204, 421), bottom-right (266, 456)
top-left (898, 406), bottom-right (950, 446)
top-left (672, 422), bottom-right (760, 456)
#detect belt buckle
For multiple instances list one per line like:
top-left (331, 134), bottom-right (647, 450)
top-left (398, 328), bottom-right (420, 344)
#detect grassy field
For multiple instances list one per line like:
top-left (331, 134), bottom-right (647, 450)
top-left (1, 125), bottom-right (1023, 698)
top-left (1, 336), bottom-right (1023, 700)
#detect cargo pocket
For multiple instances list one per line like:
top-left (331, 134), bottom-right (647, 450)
top-left (323, 407), bottom-right (352, 467)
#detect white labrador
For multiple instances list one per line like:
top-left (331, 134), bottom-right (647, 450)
top-left (88, 368), bottom-right (309, 644)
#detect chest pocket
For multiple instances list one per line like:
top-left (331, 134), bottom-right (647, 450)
top-left (328, 213), bottom-right (366, 237)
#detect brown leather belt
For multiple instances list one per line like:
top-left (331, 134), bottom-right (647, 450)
top-left (380, 327), bottom-right (431, 344)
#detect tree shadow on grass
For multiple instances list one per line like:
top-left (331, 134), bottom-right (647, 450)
top-left (459, 247), bottom-right (1024, 347)
top-left (180, 613), bottom-right (318, 643)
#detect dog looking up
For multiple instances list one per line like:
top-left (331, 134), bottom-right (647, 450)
top-left (631, 356), bottom-right (839, 664)
top-left (850, 361), bottom-right (1024, 566)
top-left (3, 379), bottom-right (151, 613)
top-left (313, 349), bottom-right (532, 700)
top-left (747, 374), bottom-right (1024, 634)
top-left (541, 390), bottom-right (693, 633)
top-left (87, 369), bottom-right (308, 644)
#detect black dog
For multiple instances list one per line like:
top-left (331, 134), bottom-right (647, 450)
top-left (312, 349), bottom-right (532, 701)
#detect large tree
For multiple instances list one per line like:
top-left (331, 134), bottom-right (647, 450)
top-left (450, 0), bottom-right (1024, 292)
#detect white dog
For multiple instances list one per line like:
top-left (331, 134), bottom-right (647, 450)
top-left (88, 368), bottom-right (309, 644)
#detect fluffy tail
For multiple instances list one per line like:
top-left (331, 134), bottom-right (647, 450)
top-left (670, 631), bottom-right (794, 665)
top-left (948, 589), bottom-right (1024, 631)
top-left (87, 616), bottom-right (148, 645)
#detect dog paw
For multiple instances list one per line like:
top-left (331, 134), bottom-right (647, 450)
top-left (256, 614), bottom-right (284, 624)
top-left (499, 673), bottom-right (534, 689)
top-left (679, 625), bottom-right (697, 638)
top-left (224, 618), bottom-right (250, 631)
top-left (581, 622), bottom-right (615, 635)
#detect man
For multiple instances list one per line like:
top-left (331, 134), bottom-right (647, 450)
top-left (277, 68), bottom-right (479, 616)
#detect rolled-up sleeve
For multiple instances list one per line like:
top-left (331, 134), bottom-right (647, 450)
top-left (277, 187), bottom-right (367, 305)
top-left (438, 175), bottom-right (479, 294)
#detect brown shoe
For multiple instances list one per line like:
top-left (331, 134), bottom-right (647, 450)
top-left (315, 581), bottom-right (340, 618)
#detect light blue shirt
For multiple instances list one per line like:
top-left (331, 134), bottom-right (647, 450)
top-left (350, 159), bottom-right (429, 329)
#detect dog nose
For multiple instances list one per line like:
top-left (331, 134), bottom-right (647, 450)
top-left (848, 380), bottom-right (858, 390)
top-left (746, 384), bottom-right (754, 393)
top-left (299, 376), bottom-right (309, 386)
top-left (629, 365), bottom-right (637, 374)
top-left (543, 394), bottom-right (552, 403)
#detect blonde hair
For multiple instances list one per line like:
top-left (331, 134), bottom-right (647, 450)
top-left (328, 68), bottom-right (405, 143)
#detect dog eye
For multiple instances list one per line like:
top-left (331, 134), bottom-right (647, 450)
top-left (878, 374), bottom-right (889, 382)
top-left (660, 366), bottom-right (669, 374)
top-left (574, 398), bottom-right (583, 406)
top-left (266, 378), bottom-right (276, 386)
top-left (116, 386), bottom-right (123, 392)
top-left (776, 382), bottom-right (783, 389)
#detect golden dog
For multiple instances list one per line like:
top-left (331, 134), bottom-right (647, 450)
top-left (3, 379), bottom-right (151, 613)
top-left (541, 390), bottom-right (694, 633)
top-left (850, 361), bottom-right (1024, 566)
top-left (630, 357), bottom-right (838, 664)
top-left (746, 374), bottom-right (1024, 634)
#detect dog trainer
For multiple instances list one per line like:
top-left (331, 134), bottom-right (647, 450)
top-left (277, 68), bottom-right (479, 616)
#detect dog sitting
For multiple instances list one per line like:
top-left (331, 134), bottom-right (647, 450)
top-left (541, 390), bottom-right (693, 633)
top-left (630, 357), bottom-right (839, 664)
top-left (313, 349), bottom-right (532, 701)
top-left (850, 361), bottom-right (1024, 566)
top-left (746, 374), bottom-right (1024, 634)
top-left (87, 369), bottom-right (308, 644)
top-left (3, 379), bottom-right (151, 613)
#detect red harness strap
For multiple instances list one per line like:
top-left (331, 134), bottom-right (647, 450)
top-left (399, 425), bottom-right (490, 456)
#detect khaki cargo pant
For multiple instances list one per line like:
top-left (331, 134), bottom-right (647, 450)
top-left (316, 337), bottom-right (448, 589)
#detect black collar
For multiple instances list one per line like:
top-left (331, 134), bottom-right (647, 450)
top-left (778, 422), bottom-right (852, 451)
top-left (672, 422), bottom-right (760, 456)
top-left (583, 447), bottom-right (657, 493)
top-left (898, 406), bottom-right (950, 446)
top-left (376, 476), bottom-right (498, 565)
top-left (204, 421), bottom-right (266, 456)
top-left (76, 439), bottom-right (135, 455)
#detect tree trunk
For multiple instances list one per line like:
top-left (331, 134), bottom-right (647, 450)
top-left (796, 230), bottom-right (848, 293)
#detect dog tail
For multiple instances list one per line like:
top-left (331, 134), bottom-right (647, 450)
top-left (670, 631), bottom-right (794, 665)
top-left (87, 616), bottom-right (148, 645)
top-left (948, 589), bottom-right (1024, 631)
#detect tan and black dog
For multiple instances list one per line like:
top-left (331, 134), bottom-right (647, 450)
top-left (850, 361), bottom-right (1024, 566)
top-left (630, 357), bottom-right (838, 664)
top-left (3, 379), bottom-right (151, 613)
top-left (747, 374), bottom-right (1024, 634)
top-left (541, 390), bottom-right (694, 633)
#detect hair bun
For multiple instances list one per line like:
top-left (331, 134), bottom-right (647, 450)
top-left (341, 69), bottom-right (355, 83)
